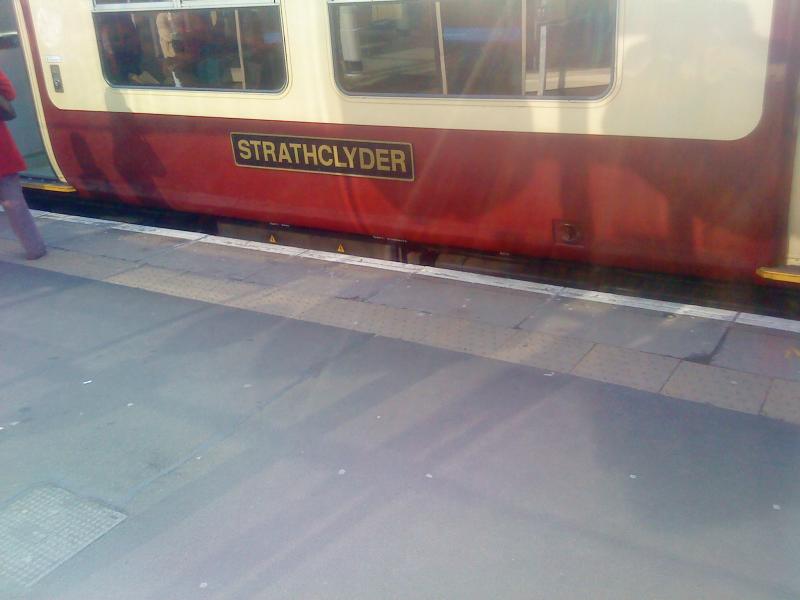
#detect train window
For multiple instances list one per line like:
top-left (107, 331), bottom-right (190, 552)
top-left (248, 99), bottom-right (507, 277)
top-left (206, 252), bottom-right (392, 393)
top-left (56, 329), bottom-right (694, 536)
top-left (526, 0), bottom-right (616, 97)
top-left (331, 1), bottom-right (443, 95)
top-left (439, 0), bottom-right (522, 96)
top-left (94, 6), bottom-right (286, 92)
top-left (329, 0), bottom-right (616, 99)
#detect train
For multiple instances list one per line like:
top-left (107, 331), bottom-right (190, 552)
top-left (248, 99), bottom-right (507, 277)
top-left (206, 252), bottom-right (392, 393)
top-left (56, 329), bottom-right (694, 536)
top-left (3, 0), bottom-right (800, 283)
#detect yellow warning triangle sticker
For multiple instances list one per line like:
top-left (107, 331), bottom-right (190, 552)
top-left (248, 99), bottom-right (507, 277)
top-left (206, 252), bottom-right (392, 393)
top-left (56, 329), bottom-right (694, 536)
top-left (337, 243), bottom-right (346, 254)
top-left (268, 234), bottom-right (277, 244)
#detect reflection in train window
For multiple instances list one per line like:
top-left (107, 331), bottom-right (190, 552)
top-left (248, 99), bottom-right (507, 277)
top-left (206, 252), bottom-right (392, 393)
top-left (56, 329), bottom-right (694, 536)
top-left (94, 7), bottom-right (286, 92)
top-left (330, 0), bottom-right (616, 99)
top-left (439, 0), bottom-right (522, 96)
top-left (527, 0), bottom-right (616, 97)
top-left (332, 1), bottom-right (443, 95)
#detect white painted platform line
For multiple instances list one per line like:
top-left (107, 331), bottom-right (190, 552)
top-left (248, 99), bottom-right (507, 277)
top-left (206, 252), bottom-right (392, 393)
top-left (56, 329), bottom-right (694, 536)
top-left (304, 250), bottom-right (423, 274)
top-left (28, 210), bottom-right (800, 335)
top-left (201, 234), bottom-right (306, 256)
top-left (736, 313), bottom-right (800, 334)
top-left (32, 211), bottom-right (205, 241)
top-left (32, 210), bottom-right (112, 227)
top-left (418, 266), bottom-right (564, 295)
top-left (558, 288), bottom-right (738, 321)
top-left (110, 222), bottom-right (207, 241)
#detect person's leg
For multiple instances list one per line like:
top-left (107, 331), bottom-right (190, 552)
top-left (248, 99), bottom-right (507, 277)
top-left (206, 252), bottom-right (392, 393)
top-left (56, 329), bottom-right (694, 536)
top-left (0, 174), bottom-right (46, 260)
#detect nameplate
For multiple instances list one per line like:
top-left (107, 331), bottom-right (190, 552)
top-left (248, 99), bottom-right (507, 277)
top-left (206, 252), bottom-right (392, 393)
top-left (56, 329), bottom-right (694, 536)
top-left (231, 133), bottom-right (414, 182)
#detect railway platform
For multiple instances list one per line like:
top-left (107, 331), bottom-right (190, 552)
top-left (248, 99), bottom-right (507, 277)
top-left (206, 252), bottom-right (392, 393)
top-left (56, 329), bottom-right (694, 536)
top-left (1, 209), bottom-right (799, 599)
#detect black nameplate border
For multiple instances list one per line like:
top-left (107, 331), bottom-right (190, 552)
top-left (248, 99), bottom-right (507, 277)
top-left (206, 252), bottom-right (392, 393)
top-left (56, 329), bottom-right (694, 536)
top-left (231, 132), bottom-right (415, 182)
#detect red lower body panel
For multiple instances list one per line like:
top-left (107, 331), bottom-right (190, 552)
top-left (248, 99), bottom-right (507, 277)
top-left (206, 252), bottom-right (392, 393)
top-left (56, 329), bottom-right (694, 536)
top-left (46, 101), bottom-right (788, 281)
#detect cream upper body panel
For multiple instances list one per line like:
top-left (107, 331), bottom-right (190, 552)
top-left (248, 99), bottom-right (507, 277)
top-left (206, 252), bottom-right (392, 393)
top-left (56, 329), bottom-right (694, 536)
top-left (29, 0), bottom-right (773, 141)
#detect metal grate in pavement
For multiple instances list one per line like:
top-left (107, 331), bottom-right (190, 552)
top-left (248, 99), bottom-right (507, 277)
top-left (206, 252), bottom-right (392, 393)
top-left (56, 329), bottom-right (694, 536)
top-left (0, 486), bottom-right (126, 590)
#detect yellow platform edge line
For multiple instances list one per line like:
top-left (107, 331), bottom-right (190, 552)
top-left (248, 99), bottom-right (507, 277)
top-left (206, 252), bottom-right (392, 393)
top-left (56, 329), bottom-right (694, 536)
top-left (756, 266), bottom-right (800, 284)
top-left (22, 181), bottom-right (77, 193)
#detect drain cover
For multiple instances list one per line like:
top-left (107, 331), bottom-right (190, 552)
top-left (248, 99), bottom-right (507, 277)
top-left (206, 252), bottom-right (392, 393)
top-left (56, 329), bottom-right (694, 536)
top-left (0, 486), bottom-right (126, 590)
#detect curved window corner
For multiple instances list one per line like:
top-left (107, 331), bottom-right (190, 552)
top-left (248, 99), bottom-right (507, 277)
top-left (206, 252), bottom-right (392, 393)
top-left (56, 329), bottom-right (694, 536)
top-left (329, 0), bottom-right (617, 101)
top-left (93, 4), bottom-right (287, 93)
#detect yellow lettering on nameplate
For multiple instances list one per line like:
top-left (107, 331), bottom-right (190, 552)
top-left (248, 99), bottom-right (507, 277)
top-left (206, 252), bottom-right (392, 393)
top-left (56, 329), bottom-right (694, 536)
top-left (231, 133), bottom-right (414, 182)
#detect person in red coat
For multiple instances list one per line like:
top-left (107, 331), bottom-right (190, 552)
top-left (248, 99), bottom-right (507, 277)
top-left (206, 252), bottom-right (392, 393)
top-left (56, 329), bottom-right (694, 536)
top-left (0, 68), bottom-right (45, 260)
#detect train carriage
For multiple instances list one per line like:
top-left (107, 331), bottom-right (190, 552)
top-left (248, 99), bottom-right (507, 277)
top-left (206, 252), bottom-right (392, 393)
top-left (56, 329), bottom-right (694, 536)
top-left (4, 0), bottom-right (800, 282)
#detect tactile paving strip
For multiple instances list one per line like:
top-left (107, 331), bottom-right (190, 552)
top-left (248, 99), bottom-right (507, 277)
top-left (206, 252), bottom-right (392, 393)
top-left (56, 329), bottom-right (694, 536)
top-left (662, 361), bottom-right (770, 415)
top-left (764, 379), bottom-right (800, 422)
top-left (0, 486), bottom-right (126, 589)
top-left (574, 344), bottom-right (679, 393)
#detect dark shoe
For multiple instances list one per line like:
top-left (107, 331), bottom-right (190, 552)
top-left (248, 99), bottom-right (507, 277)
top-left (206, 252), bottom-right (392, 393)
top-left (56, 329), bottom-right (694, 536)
top-left (26, 247), bottom-right (46, 260)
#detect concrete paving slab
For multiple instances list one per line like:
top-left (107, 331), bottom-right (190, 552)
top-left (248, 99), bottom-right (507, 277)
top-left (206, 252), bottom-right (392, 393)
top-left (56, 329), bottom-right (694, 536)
top-left (491, 329), bottom-right (594, 371)
top-left (52, 228), bottom-right (186, 262)
top-left (663, 362), bottom-right (771, 414)
top-left (283, 263), bottom-right (409, 301)
top-left (226, 286), bottom-right (323, 319)
top-left (142, 240), bottom-right (282, 280)
top-left (712, 325), bottom-right (800, 382)
top-left (763, 379), bottom-right (800, 424)
top-left (9, 248), bottom-right (137, 281)
top-left (106, 266), bottom-right (263, 305)
top-left (0, 214), bottom-right (96, 245)
top-left (0, 248), bottom-right (135, 281)
top-left (573, 344), bottom-right (679, 392)
top-left (519, 296), bottom-right (729, 359)
top-left (32, 219), bottom-right (114, 246)
top-left (367, 275), bottom-right (549, 328)
top-left (243, 253), bottom-right (339, 288)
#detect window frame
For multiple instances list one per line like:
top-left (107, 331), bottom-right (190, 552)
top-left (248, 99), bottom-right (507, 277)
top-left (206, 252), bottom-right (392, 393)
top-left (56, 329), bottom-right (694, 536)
top-left (92, 1), bottom-right (289, 95)
top-left (327, 0), bottom-right (620, 103)
top-left (93, 1), bottom-right (179, 13)
top-left (92, 0), bottom-right (279, 12)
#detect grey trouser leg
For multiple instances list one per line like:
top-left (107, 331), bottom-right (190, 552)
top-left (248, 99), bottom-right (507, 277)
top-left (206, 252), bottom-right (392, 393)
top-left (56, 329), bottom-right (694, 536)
top-left (0, 174), bottom-right (46, 260)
